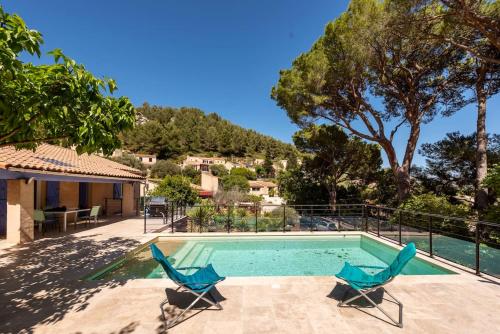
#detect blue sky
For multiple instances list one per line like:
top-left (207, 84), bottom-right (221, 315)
top-left (3, 0), bottom-right (499, 166)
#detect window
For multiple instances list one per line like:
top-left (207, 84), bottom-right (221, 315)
top-left (251, 187), bottom-right (260, 191)
top-left (149, 157), bottom-right (152, 162)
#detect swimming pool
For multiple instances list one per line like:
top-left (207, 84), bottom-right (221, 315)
top-left (89, 235), bottom-right (454, 280)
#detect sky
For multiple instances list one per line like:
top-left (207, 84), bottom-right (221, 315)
top-left (3, 0), bottom-right (499, 166)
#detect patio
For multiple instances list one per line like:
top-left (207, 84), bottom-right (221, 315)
top-left (1, 218), bottom-right (499, 334)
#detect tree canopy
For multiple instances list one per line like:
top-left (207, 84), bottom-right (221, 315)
top-left (0, 6), bottom-right (135, 154)
top-left (230, 167), bottom-right (257, 180)
top-left (221, 175), bottom-right (250, 192)
top-left (122, 103), bottom-right (295, 160)
top-left (150, 175), bottom-right (199, 205)
top-left (272, 0), bottom-right (468, 201)
top-left (293, 125), bottom-right (381, 207)
top-left (150, 160), bottom-right (182, 179)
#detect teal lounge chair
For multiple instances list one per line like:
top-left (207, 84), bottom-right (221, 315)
top-left (150, 244), bottom-right (225, 328)
top-left (336, 242), bottom-right (416, 328)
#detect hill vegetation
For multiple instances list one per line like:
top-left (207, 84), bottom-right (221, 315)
top-left (122, 103), bottom-right (296, 160)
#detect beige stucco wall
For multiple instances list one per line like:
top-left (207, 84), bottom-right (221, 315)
top-left (201, 172), bottom-right (219, 192)
top-left (122, 183), bottom-right (135, 216)
top-left (6, 180), bottom-right (34, 244)
top-left (89, 183), bottom-right (113, 208)
top-left (59, 182), bottom-right (79, 209)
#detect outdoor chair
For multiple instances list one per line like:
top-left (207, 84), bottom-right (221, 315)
top-left (335, 242), bottom-right (416, 328)
top-left (150, 243), bottom-right (225, 328)
top-left (80, 206), bottom-right (100, 226)
top-left (34, 210), bottom-right (60, 234)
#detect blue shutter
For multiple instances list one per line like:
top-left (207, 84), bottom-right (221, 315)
top-left (0, 179), bottom-right (7, 236)
top-left (113, 183), bottom-right (122, 199)
top-left (79, 183), bottom-right (89, 208)
top-left (46, 181), bottom-right (60, 209)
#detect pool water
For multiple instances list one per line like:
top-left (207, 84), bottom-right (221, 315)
top-left (91, 235), bottom-right (453, 280)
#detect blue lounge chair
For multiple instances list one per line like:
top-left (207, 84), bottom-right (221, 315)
top-left (335, 242), bottom-right (416, 328)
top-left (150, 244), bottom-right (225, 328)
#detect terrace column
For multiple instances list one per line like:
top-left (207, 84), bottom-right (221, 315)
top-left (6, 179), bottom-right (34, 244)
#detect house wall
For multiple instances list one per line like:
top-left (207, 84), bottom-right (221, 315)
top-left (59, 182), bottom-right (79, 209)
top-left (6, 180), bottom-right (34, 244)
top-left (201, 172), bottom-right (219, 193)
top-left (89, 183), bottom-right (113, 207)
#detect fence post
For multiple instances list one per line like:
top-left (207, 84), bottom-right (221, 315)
top-left (377, 206), bottom-right (380, 237)
top-left (171, 202), bottom-right (174, 233)
top-left (428, 215), bottom-right (433, 256)
top-left (283, 204), bottom-right (287, 233)
top-left (143, 196), bottom-right (147, 234)
top-left (255, 203), bottom-right (258, 233)
top-left (227, 206), bottom-right (231, 233)
top-left (475, 223), bottom-right (481, 275)
top-left (398, 210), bottom-right (402, 245)
top-left (338, 205), bottom-right (342, 232)
top-left (362, 205), bottom-right (367, 232)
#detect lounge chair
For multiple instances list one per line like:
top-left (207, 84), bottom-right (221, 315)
top-left (150, 244), bottom-right (225, 328)
top-left (335, 242), bottom-right (416, 328)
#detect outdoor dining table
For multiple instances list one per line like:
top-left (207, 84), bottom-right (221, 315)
top-left (44, 208), bottom-right (91, 232)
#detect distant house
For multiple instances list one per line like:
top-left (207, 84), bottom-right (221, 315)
top-left (0, 144), bottom-right (145, 244)
top-left (182, 155), bottom-right (233, 172)
top-left (135, 153), bottom-right (157, 166)
top-left (248, 180), bottom-right (278, 197)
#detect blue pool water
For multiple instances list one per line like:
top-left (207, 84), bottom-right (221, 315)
top-left (91, 235), bottom-right (453, 280)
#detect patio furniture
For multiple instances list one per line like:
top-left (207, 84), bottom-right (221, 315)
top-left (45, 208), bottom-right (92, 231)
top-left (34, 209), bottom-right (60, 234)
top-left (150, 243), bottom-right (225, 328)
top-left (79, 206), bottom-right (100, 226)
top-left (335, 242), bottom-right (416, 328)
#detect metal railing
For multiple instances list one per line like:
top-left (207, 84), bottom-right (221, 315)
top-left (143, 201), bottom-right (500, 278)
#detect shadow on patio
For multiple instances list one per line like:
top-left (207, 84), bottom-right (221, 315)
top-left (0, 232), bottom-right (141, 333)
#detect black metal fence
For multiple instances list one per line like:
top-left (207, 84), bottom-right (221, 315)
top-left (142, 201), bottom-right (500, 278)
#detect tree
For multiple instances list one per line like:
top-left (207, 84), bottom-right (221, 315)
top-left (230, 167), bottom-right (257, 180)
top-left (415, 132), bottom-right (500, 198)
top-left (150, 160), bottom-right (181, 179)
top-left (262, 152), bottom-right (275, 178)
top-left (417, 0), bottom-right (500, 65)
top-left (123, 103), bottom-right (294, 160)
top-left (109, 153), bottom-right (146, 174)
top-left (409, 1), bottom-right (500, 209)
top-left (221, 175), bottom-right (250, 192)
top-left (150, 175), bottom-right (199, 205)
top-left (277, 168), bottom-right (330, 205)
top-left (272, 0), bottom-right (467, 202)
top-left (182, 166), bottom-right (201, 184)
top-left (0, 7), bottom-right (135, 154)
top-left (293, 125), bottom-right (382, 207)
top-left (209, 164), bottom-right (228, 177)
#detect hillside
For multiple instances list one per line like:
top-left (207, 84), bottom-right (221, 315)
top-left (122, 103), bottom-right (296, 160)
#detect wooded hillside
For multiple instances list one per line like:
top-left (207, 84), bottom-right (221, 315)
top-left (122, 104), bottom-right (295, 160)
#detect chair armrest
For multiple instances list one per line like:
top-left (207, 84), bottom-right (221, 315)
top-left (353, 265), bottom-right (387, 270)
top-left (176, 266), bottom-right (203, 270)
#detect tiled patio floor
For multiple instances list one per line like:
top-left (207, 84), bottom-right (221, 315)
top-left (1, 219), bottom-right (499, 334)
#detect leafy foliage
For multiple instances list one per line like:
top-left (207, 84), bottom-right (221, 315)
top-left (209, 164), bottom-right (229, 177)
top-left (230, 167), bottom-right (256, 180)
top-left (122, 103), bottom-right (295, 160)
top-left (399, 193), bottom-right (470, 218)
top-left (0, 6), bottom-right (135, 154)
top-left (271, 0), bottom-right (468, 201)
top-left (277, 168), bottom-right (330, 205)
top-left (108, 152), bottom-right (146, 174)
top-left (221, 175), bottom-right (250, 192)
top-left (150, 160), bottom-right (181, 179)
top-left (484, 164), bottom-right (500, 195)
top-left (293, 124), bottom-right (381, 206)
top-left (415, 132), bottom-right (500, 197)
top-left (150, 175), bottom-right (199, 205)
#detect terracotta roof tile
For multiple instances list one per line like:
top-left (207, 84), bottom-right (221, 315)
top-left (249, 180), bottom-right (277, 188)
top-left (0, 144), bottom-right (144, 180)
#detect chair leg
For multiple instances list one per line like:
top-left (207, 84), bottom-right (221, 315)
top-left (161, 289), bottom-right (210, 328)
top-left (338, 287), bottom-right (403, 328)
